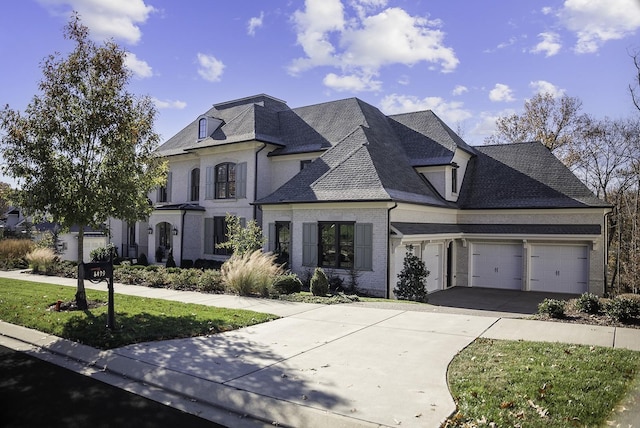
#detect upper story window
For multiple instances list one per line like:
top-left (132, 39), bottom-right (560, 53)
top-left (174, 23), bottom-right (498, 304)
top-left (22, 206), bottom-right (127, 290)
top-left (215, 162), bottom-right (236, 199)
top-left (451, 167), bottom-right (458, 194)
top-left (190, 168), bottom-right (200, 201)
top-left (198, 118), bottom-right (207, 139)
top-left (157, 171), bottom-right (172, 203)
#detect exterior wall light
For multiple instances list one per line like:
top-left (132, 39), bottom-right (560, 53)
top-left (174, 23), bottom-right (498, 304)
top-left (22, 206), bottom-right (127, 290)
top-left (173, 227), bottom-right (179, 236)
top-left (148, 227), bottom-right (153, 235)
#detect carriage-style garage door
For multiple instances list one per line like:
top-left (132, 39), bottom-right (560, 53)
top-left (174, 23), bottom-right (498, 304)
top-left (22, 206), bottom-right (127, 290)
top-left (471, 243), bottom-right (523, 290)
top-left (529, 245), bottom-right (588, 294)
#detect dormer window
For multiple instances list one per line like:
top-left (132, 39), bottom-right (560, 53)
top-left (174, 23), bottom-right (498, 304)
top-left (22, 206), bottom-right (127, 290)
top-left (451, 166), bottom-right (458, 194)
top-left (198, 118), bottom-right (207, 139)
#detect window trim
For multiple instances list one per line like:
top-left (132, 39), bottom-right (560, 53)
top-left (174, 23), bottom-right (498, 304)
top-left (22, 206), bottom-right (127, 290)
top-left (198, 118), bottom-right (207, 139)
top-left (214, 162), bottom-right (236, 199)
top-left (319, 221), bottom-right (355, 269)
top-left (190, 167), bottom-right (200, 202)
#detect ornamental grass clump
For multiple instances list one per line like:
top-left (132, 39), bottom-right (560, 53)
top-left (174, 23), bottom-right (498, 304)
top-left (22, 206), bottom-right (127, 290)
top-left (25, 247), bottom-right (57, 274)
top-left (0, 238), bottom-right (35, 269)
top-left (222, 250), bottom-right (284, 296)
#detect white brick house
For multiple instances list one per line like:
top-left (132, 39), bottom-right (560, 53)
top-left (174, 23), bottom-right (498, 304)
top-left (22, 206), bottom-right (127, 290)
top-left (110, 94), bottom-right (611, 297)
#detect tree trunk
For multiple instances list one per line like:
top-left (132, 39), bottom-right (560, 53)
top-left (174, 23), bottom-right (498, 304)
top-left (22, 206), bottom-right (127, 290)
top-left (75, 227), bottom-right (88, 310)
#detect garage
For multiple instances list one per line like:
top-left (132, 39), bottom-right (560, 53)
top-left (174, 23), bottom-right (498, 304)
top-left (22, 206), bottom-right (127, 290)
top-left (530, 245), bottom-right (588, 294)
top-left (471, 243), bottom-right (523, 290)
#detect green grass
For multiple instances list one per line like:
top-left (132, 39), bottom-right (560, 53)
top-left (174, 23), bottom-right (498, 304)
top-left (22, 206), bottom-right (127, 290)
top-left (446, 338), bottom-right (640, 427)
top-left (0, 278), bottom-right (278, 349)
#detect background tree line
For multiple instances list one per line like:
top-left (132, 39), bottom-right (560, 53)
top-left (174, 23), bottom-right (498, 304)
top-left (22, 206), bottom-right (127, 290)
top-left (486, 53), bottom-right (640, 295)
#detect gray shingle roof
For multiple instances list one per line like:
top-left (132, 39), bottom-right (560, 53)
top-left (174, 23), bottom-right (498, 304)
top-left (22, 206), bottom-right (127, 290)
top-left (391, 222), bottom-right (602, 236)
top-left (458, 142), bottom-right (610, 209)
top-left (157, 94), bottom-right (608, 210)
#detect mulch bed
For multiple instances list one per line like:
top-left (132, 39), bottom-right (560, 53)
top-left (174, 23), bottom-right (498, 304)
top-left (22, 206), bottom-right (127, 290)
top-left (532, 297), bottom-right (640, 329)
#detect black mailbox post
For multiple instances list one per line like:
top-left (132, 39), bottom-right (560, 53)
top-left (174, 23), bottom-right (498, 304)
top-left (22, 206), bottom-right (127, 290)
top-left (83, 257), bottom-right (115, 329)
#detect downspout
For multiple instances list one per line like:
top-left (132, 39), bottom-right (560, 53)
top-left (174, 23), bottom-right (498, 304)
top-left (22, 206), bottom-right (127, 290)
top-left (386, 202), bottom-right (398, 299)
top-left (180, 207), bottom-right (187, 267)
top-left (253, 143), bottom-right (267, 222)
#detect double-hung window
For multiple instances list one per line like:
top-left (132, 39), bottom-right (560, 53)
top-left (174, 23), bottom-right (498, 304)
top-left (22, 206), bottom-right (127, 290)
top-left (190, 168), bottom-right (200, 201)
top-left (215, 163), bottom-right (236, 199)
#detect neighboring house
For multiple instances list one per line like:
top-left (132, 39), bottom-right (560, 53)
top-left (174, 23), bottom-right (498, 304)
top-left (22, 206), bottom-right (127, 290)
top-left (110, 94), bottom-right (611, 297)
top-left (34, 222), bottom-right (107, 262)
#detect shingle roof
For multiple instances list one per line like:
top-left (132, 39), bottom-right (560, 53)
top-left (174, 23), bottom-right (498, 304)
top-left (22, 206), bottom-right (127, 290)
top-left (157, 94), bottom-right (608, 211)
top-left (391, 222), bottom-right (602, 236)
top-left (458, 142), bottom-right (610, 209)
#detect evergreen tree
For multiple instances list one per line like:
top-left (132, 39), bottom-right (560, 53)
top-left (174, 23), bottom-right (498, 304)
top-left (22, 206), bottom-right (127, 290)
top-left (394, 245), bottom-right (429, 303)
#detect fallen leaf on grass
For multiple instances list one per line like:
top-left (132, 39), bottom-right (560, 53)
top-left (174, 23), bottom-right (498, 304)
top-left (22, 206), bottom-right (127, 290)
top-left (528, 399), bottom-right (549, 418)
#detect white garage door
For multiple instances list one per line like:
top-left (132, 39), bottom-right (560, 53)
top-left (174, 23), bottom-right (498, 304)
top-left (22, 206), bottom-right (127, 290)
top-left (530, 245), bottom-right (588, 294)
top-left (423, 243), bottom-right (443, 293)
top-left (472, 243), bottom-right (523, 289)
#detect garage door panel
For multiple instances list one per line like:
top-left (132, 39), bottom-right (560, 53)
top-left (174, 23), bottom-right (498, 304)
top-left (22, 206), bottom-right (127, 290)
top-left (530, 245), bottom-right (588, 294)
top-left (472, 243), bottom-right (523, 290)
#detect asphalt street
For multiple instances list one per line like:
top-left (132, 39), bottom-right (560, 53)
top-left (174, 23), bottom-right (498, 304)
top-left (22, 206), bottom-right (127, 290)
top-left (0, 345), bottom-right (222, 428)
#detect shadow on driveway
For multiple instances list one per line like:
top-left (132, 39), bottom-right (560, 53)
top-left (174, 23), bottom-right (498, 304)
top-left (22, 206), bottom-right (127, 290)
top-left (428, 286), bottom-right (579, 315)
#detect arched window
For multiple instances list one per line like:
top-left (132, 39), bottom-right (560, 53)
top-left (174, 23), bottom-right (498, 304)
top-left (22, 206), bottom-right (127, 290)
top-left (215, 163), bottom-right (236, 199)
top-left (198, 118), bottom-right (207, 139)
top-left (190, 168), bottom-right (200, 201)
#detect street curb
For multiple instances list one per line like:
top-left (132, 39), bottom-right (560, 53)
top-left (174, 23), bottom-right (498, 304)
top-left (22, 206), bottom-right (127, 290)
top-left (0, 321), bottom-right (385, 428)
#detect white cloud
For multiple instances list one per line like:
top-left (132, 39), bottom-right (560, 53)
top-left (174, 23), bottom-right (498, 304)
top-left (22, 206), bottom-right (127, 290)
top-left (559, 0), bottom-right (640, 53)
top-left (124, 52), bottom-right (152, 78)
top-left (152, 98), bottom-right (187, 109)
top-left (289, 1), bottom-right (459, 91)
top-left (38, 0), bottom-right (155, 44)
top-left (452, 85), bottom-right (468, 96)
top-left (323, 72), bottom-right (382, 92)
top-left (247, 11), bottom-right (264, 36)
top-left (197, 53), bottom-right (225, 82)
top-left (470, 109), bottom-right (517, 143)
top-left (530, 80), bottom-right (565, 98)
top-left (379, 94), bottom-right (472, 123)
top-left (531, 32), bottom-right (561, 57)
top-left (489, 83), bottom-right (515, 102)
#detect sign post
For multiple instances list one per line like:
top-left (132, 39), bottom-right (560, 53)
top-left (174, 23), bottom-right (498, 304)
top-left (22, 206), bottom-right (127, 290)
top-left (83, 256), bottom-right (115, 329)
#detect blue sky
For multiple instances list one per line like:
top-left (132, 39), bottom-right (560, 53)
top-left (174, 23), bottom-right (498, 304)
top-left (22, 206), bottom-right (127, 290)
top-left (2, 0), bottom-right (640, 153)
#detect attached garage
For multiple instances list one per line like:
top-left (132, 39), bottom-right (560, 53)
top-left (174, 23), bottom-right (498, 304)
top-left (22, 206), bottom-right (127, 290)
top-left (529, 245), bottom-right (588, 294)
top-left (471, 243), bottom-right (523, 290)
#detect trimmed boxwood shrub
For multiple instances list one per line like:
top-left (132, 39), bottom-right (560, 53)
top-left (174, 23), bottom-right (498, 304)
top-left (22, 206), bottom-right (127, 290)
top-left (576, 292), bottom-right (601, 314)
top-left (273, 273), bottom-right (303, 295)
top-left (605, 297), bottom-right (640, 322)
top-left (538, 298), bottom-right (566, 318)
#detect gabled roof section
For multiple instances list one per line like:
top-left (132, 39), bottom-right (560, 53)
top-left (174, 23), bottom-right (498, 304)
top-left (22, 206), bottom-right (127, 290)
top-left (155, 94), bottom-right (287, 156)
top-left (257, 100), bottom-right (452, 207)
top-left (388, 110), bottom-right (477, 166)
top-left (458, 142), bottom-right (610, 209)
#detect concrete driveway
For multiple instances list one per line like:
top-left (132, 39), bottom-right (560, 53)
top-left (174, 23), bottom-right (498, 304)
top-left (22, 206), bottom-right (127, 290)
top-left (427, 286), bottom-right (579, 316)
top-left (113, 304), bottom-right (499, 427)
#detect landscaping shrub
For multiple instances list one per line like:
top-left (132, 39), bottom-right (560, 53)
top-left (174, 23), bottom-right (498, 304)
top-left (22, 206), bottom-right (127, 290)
top-left (144, 265), bottom-right (161, 272)
top-left (576, 292), bottom-right (601, 314)
top-left (0, 238), bottom-right (34, 269)
top-left (221, 250), bottom-right (284, 296)
top-left (197, 269), bottom-right (224, 293)
top-left (181, 259), bottom-right (193, 269)
top-left (169, 268), bottom-right (200, 290)
top-left (25, 247), bottom-right (57, 274)
top-left (538, 298), bottom-right (566, 318)
top-left (273, 273), bottom-right (303, 295)
top-left (90, 243), bottom-right (117, 262)
top-left (394, 245), bottom-right (429, 303)
top-left (137, 253), bottom-right (148, 266)
top-left (143, 267), bottom-right (170, 288)
top-left (605, 297), bottom-right (640, 322)
top-left (310, 267), bottom-right (329, 296)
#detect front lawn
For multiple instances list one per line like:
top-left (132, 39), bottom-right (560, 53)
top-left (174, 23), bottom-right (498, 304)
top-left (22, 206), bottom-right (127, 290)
top-left (445, 338), bottom-right (640, 427)
top-left (0, 278), bottom-right (278, 349)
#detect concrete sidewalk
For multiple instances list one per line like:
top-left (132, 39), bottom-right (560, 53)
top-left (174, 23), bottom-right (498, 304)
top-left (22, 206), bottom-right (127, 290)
top-left (1, 271), bottom-right (639, 427)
